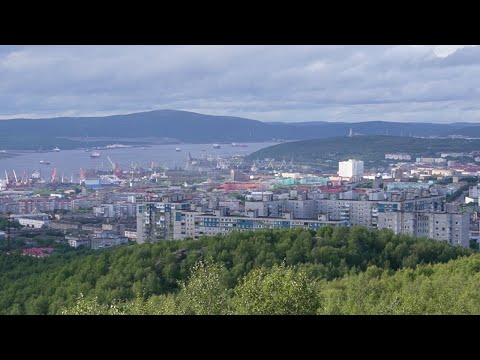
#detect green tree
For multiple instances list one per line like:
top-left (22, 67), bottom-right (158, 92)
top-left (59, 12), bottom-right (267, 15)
top-left (177, 261), bottom-right (230, 315)
top-left (231, 263), bottom-right (319, 315)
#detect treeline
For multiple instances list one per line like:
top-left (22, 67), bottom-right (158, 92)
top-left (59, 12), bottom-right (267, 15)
top-left (0, 226), bottom-right (472, 315)
top-left (248, 135), bottom-right (480, 164)
top-left (65, 255), bottom-right (480, 315)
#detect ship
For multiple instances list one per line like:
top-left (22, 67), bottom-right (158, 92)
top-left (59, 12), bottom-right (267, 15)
top-left (53, 147), bottom-right (60, 152)
top-left (90, 151), bottom-right (101, 158)
top-left (176, 147), bottom-right (181, 152)
top-left (231, 143), bottom-right (248, 147)
top-left (39, 160), bottom-right (50, 165)
top-left (213, 144), bottom-right (221, 149)
top-left (105, 143), bottom-right (130, 149)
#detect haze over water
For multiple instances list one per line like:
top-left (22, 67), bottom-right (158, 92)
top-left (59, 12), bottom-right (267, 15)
top-left (0, 142), bottom-right (275, 180)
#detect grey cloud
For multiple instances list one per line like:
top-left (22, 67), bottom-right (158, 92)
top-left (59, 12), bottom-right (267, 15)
top-left (0, 45), bottom-right (479, 123)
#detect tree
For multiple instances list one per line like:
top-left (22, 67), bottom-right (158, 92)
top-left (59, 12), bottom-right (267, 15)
top-left (231, 263), bottom-right (319, 315)
top-left (176, 261), bottom-right (230, 315)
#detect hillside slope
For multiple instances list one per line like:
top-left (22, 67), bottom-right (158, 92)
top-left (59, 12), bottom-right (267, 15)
top-left (247, 135), bottom-right (480, 164)
top-left (1, 109), bottom-right (480, 149)
top-left (0, 226), bottom-right (471, 314)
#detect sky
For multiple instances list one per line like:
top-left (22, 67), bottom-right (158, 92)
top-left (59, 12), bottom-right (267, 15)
top-left (0, 45), bottom-right (479, 123)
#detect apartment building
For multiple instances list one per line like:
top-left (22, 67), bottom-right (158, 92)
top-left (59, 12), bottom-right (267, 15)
top-left (136, 202), bottom-right (191, 244)
top-left (377, 211), bottom-right (469, 247)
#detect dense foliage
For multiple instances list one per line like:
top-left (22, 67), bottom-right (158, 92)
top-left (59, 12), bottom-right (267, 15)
top-left (248, 135), bottom-right (480, 166)
top-left (0, 226), bottom-right (473, 315)
top-left (65, 255), bottom-right (480, 315)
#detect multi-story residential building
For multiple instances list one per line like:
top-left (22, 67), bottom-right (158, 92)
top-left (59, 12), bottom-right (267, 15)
top-left (173, 212), bottom-right (347, 240)
top-left (9, 198), bottom-right (74, 214)
top-left (67, 237), bottom-right (91, 248)
top-left (136, 202), bottom-right (191, 244)
top-left (93, 202), bottom-right (136, 219)
top-left (338, 159), bottom-right (364, 180)
top-left (245, 200), bottom-right (284, 217)
top-left (377, 211), bottom-right (469, 247)
top-left (315, 199), bottom-right (376, 228)
top-left (90, 232), bottom-right (128, 250)
top-left (284, 199), bottom-right (316, 219)
top-left (385, 153), bottom-right (412, 161)
top-left (49, 221), bottom-right (79, 231)
top-left (124, 229), bottom-right (137, 240)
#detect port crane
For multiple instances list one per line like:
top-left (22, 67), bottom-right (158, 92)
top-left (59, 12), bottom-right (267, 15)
top-left (51, 167), bottom-right (57, 183)
top-left (107, 155), bottom-right (123, 177)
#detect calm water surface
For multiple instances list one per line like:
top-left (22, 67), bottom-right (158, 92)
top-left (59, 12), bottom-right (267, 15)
top-left (0, 142), bottom-right (275, 179)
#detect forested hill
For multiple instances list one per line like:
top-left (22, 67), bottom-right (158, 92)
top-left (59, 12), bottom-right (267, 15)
top-left (0, 226), bottom-right (474, 315)
top-left (247, 135), bottom-right (480, 163)
top-left (0, 109), bottom-right (480, 149)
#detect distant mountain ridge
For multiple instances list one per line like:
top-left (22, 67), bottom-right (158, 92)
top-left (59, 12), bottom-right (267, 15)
top-left (0, 109), bottom-right (479, 150)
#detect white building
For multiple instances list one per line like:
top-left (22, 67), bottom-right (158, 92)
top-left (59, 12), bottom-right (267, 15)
top-left (124, 230), bottom-right (137, 240)
top-left (68, 238), bottom-right (91, 248)
top-left (338, 159), bottom-right (364, 179)
top-left (17, 218), bottom-right (48, 228)
top-left (385, 153), bottom-right (411, 161)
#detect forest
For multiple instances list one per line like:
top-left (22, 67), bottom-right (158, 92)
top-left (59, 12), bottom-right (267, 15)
top-left (247, 135), bottom-right (480, 167)
top-left (0, 226), bottom-right (477, 314)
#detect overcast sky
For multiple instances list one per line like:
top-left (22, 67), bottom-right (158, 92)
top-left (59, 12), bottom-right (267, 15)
top-left (0, 45), bottom-right (478, 123)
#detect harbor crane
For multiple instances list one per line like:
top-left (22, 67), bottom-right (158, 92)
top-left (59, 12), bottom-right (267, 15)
top-left (106, 155), bottom-right (123, 177)
top-left (51, 167), bottom-right (57, 183)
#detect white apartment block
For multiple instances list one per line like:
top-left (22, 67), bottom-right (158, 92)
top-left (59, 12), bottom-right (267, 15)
top-left (338, 159), bottom-right (364, 179)
top-left (385, 153), bottom-right (412, 161)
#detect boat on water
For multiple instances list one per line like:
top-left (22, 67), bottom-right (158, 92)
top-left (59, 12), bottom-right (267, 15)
top-left (231, 143), bottom-right (248, 147)
top-left (0, 150), bottom-right (6, 153)
top-left (39, 160), bottom-right (50, 165)
top-left (213, 144), bottom-right (221, 149)
top-left (176, 147), bottom-right (181, 152)
top-left (90, 151), bottom-right (101, 158)
top-left (53, 147), bottom-right (60, 152)
top-left (105, 144), bottom-right (130, 149)
top-left (141, 147), bottom-right (147, 150)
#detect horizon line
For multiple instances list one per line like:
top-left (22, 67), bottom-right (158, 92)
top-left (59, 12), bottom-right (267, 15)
top-left (0, 108), bottom-right (477, 125)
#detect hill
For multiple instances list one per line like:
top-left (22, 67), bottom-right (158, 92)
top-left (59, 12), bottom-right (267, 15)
top-left (0, 226), bottom-right (472, 314)
top-left (247, 135), bottom-right (480, 165)
top-left (1, 109), bottom-right (480, 149)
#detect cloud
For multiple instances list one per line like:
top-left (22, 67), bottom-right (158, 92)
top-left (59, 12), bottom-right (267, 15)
top-left (0, 45), bottom-right (478, 123)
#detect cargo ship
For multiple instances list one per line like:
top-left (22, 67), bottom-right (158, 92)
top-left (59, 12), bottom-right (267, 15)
top-left (90, 151), bottom-right (101, 158)
top-left (176, 147), bottom-right (181, 152)
top-left (53, 147), bottom-right (60, 152)
top-left (39, 160), bottom-right (50, 165)
top-left (213, 144), bottom-right (221, 149)
top-left (231, 143), bottom-right (248, 147)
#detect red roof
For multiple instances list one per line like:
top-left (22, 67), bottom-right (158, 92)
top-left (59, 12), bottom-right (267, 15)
top-left (22, 247), bottom-right (55, 257)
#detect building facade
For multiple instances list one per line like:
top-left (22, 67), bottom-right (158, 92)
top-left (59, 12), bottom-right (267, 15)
top-left (377, 211), bottom-right (469, 248)
top-left (338, 159), bottom-right (364, 179)
top-left (136, 202), bottom-right (191, 244)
